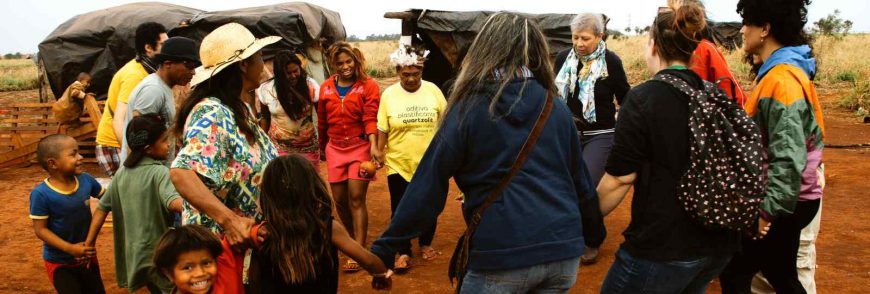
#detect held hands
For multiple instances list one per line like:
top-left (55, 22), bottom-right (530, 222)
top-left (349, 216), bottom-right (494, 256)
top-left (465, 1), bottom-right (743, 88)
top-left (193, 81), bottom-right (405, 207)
top-left (370, 145), bottom-right (385, 169)
top-left (754, 217), bottom-right (771, 240)
top-left (67, 242), bottom-right (96, 263)
top-left (221, 215), bottom-right (256, 251)
top-left (371, 270), bottom-right (393, 290)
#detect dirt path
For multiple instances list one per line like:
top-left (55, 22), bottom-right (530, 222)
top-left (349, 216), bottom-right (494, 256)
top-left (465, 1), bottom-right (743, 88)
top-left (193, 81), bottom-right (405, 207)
top-left (0, 90), bottom-right (867, 293)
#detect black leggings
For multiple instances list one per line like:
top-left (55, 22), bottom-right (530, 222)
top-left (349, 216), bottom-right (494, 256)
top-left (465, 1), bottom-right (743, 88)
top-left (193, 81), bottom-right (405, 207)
top-left (387, 174), bottom-right (437, 256)
top-left (720, 199), bottom-right (821, 294)
top-left (53, 262), bottom-right (105, 294)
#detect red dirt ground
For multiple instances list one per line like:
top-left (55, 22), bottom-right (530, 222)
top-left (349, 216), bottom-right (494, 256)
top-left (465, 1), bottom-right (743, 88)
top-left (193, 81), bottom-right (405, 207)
top-left (0, 88), bottom-right (867, 293)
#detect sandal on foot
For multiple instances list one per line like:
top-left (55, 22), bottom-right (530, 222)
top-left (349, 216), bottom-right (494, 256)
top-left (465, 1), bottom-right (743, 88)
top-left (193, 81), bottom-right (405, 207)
top-left (343, 259), bottom-right (361, 272)
top-left (394, 254), bottom-right (411, 273)
top-left (421, 246), bottom-right (441, 261)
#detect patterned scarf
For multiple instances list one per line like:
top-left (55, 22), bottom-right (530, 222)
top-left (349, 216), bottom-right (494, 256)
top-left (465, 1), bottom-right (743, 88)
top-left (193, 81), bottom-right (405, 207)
top-left (555, 40), bottom-right (608, 122)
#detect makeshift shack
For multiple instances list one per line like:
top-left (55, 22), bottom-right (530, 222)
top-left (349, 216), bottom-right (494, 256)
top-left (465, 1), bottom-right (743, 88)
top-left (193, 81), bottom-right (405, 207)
top-left (38, 2), bottom-right (346, 102)
top-left (385, 9), bottom-right (742, 88)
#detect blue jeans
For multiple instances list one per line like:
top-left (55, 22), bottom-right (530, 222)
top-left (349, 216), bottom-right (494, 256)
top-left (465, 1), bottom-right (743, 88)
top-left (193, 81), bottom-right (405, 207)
top-left (601, 248), bottom-right (731, 294)
top-left (461, 257), bottom-right (580, 294)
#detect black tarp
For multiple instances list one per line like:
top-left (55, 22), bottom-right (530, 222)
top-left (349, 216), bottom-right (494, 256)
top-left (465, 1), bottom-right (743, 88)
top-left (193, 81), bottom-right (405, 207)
top-left (169, 2), bottom-right (346, 60)
top-left (38, 2), bottom-right (345, 100)
top-left (391, 9), bottom-right (742, 87)
top-left (38, 2), bottom-right (202, 100)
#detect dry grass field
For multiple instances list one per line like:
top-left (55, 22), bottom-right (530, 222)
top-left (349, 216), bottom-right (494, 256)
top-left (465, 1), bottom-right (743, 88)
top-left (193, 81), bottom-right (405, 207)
top-left (0, 59), bottom-right (38, 92)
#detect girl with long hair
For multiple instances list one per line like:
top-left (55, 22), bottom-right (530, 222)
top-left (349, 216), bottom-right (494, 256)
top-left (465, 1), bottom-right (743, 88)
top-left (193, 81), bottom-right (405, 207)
top-left (258, 50), bottom-right (321, 167)
top-left (249, 155), bottom-right (391, 292)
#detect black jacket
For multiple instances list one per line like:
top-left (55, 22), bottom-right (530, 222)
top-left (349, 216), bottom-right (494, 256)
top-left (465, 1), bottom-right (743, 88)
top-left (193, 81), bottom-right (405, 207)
top-left (554, 49), bottom-right (631, 132)
top-left (605, 68), bottom-right (741, 261)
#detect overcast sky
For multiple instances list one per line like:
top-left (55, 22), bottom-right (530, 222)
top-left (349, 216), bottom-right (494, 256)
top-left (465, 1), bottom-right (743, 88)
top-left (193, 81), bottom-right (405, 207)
top-left (2, 0), bottom-right (868, 54)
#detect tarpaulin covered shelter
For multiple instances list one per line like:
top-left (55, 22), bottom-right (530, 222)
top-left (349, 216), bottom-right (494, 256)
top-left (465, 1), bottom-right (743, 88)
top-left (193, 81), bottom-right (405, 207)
top-left (169, 2), bottom-right (346, 83)
top-left (38, 2), bottom-right (346, 101)
top-left (385, 9), bottom-right (742, 88)
top-left (38, 2), bottom-right (202, 101)
top-left (384, 9), bottom-right (618, 88)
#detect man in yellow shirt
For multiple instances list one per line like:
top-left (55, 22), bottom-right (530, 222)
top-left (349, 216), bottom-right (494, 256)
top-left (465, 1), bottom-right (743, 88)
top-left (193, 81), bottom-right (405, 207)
top-left (95, 22), bottom-right (167, 176)
top-left (374, 44), bottom-right (446, 270)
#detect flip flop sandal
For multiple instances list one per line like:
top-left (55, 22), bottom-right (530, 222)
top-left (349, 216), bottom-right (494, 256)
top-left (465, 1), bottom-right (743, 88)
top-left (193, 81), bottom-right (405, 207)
top-left (394, 254), bottom-right (411, 273)
top-left (343, 259), bottom-right (361, 273)
top-left (421, 247), bottom-right (441, 261)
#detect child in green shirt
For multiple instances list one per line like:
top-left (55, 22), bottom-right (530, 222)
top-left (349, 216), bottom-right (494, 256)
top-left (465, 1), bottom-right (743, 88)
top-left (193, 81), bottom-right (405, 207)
top-left (85, 113), bottom-right (183, 292)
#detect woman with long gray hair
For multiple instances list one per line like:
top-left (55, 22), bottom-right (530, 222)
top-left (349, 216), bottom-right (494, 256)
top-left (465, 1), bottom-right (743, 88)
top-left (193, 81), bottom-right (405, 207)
top-left (554, 12), bottom-right (630, 264)
top-left (371, 12), bottom-right (595, 293)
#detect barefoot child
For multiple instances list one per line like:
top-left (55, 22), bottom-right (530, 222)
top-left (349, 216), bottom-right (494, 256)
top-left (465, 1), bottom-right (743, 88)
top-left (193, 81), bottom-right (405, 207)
top-left (248, 154), bottom-right (391, 292)
top-left (85, 114), bottom-right (183, 293)
top-left (29, 134), bottom-right (106, 294)
top-left (52, 72), bottom-right (92, 125)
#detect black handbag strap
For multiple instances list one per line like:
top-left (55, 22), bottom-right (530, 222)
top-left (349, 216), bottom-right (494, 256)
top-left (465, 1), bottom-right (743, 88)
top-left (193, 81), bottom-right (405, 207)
top-left (451, 90), bottom-right (554, 287)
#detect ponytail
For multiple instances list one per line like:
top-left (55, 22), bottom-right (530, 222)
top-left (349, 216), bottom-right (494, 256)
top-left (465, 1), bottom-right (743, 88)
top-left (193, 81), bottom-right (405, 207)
top-left (651, 2), bottom-right (707, 63)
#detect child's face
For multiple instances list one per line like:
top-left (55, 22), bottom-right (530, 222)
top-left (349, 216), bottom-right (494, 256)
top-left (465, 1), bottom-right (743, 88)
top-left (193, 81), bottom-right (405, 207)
top-left (145, 132), bottom-right (171, 161)
top-left (168, 249), bottom-right (217, 294)
top-left (49, 138), bottom-right (83, 176)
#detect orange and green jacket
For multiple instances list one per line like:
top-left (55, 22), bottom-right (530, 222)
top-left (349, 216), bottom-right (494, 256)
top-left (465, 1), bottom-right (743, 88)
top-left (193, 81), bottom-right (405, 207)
top-left (744, 45), bottom-right (825, 220)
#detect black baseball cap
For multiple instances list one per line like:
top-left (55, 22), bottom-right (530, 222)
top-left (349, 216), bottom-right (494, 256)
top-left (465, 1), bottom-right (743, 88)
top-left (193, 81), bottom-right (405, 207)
top-left (155, 36), bottom-right (201, 66)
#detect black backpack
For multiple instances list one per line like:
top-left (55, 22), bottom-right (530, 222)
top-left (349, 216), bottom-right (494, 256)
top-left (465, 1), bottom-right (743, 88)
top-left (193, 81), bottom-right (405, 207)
top-left (654, 73), bottom-right (765, 231)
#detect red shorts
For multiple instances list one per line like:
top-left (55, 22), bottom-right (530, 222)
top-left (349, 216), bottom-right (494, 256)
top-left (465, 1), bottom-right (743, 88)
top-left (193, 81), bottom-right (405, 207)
top-left (43, 258), bottom-right (99, 286)
top-left (324, 138), bottom-right (373, 183)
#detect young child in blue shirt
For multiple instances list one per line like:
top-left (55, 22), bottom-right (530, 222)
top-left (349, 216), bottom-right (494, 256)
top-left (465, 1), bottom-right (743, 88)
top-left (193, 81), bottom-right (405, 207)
top-left (29, 134), bottom-right (106, 294)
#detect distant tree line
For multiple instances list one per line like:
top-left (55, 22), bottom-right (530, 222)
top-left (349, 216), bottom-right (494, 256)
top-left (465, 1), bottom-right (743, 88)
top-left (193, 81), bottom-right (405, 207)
top-left (347, 33), bottom-right (401, 42)
top-left (2, 52), bottom-right (29, 59)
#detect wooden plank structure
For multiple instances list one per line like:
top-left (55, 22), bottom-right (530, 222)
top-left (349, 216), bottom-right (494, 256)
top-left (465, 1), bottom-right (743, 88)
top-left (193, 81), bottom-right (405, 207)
top-left (0, 96), bottom-right (104, 168)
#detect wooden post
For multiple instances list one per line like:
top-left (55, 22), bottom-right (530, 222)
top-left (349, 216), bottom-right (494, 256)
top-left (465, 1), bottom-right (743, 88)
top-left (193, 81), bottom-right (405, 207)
top-left (83, 95), bottom-right (102, 130)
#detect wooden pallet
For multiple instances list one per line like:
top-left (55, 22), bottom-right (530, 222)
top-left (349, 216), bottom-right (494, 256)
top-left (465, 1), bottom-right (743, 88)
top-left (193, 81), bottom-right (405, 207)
top-left (0, 97), bottom-right (104, 168)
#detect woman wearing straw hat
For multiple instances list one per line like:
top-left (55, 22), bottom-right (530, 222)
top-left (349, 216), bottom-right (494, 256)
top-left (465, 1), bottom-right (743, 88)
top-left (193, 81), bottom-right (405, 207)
top-left (170, 23), bottom-right (280, 247)
top-left (317, 41), bottom-right (381, 272)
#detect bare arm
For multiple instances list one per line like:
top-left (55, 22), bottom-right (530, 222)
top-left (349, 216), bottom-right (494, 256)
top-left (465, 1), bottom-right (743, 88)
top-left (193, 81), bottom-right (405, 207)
top-left (170, 168), bottom-right (253, 248)
top-left (332, 220), bottom-right (387, 275)
top-left (112, 101), bottom-right (128, 141)
top-left (33, 219), bottom-right (94, 258)
top-left (597, 172), bottom-right (637, 216)
top-left (167, 198), bottom-right (183, 214)
top-left (373, 131), bottom-right (387, 167)
top-left (85, 208), bottom-right (109, 246)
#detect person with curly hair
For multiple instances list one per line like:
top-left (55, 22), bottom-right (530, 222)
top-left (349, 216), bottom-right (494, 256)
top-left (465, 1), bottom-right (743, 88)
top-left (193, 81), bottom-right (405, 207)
top-left (719, 1), bottom-right (824, 293)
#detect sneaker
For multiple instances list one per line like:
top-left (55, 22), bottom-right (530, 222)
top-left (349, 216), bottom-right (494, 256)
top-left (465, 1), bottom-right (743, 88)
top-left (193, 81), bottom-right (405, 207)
top-left (580, 246), bottom-right (599, 265)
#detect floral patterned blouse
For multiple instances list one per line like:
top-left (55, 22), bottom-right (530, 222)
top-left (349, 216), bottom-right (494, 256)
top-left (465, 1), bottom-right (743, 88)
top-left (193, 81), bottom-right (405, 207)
top-left (171, 97), bottom-right (278, 234)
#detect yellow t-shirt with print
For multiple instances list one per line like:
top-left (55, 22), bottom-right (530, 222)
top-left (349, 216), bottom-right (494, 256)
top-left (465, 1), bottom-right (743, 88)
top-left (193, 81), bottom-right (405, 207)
top-left (96, 59), bottom-right (148, 147)
top-left (377, 81), bottom-right (446, 181)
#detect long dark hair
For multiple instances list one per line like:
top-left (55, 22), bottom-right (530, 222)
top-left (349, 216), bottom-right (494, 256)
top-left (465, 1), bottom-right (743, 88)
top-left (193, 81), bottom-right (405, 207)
top-left (446, 12), bottom-right (557, 122)
top-left (273, 51), bottom-right (313, 120)
top-left (258, 155), bottom-right (334, 284)
top-left (175, 62), bottom-right (257, 143)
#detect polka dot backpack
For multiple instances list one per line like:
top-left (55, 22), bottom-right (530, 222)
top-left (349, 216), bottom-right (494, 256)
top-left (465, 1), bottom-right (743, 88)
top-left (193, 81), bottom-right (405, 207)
top-left (654, 73), bottom-right (765, 231)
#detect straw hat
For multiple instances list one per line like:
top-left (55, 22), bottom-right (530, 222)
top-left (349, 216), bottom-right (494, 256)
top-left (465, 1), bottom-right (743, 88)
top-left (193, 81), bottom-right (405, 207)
top-left (190, 23), bottom-right (281, 87)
